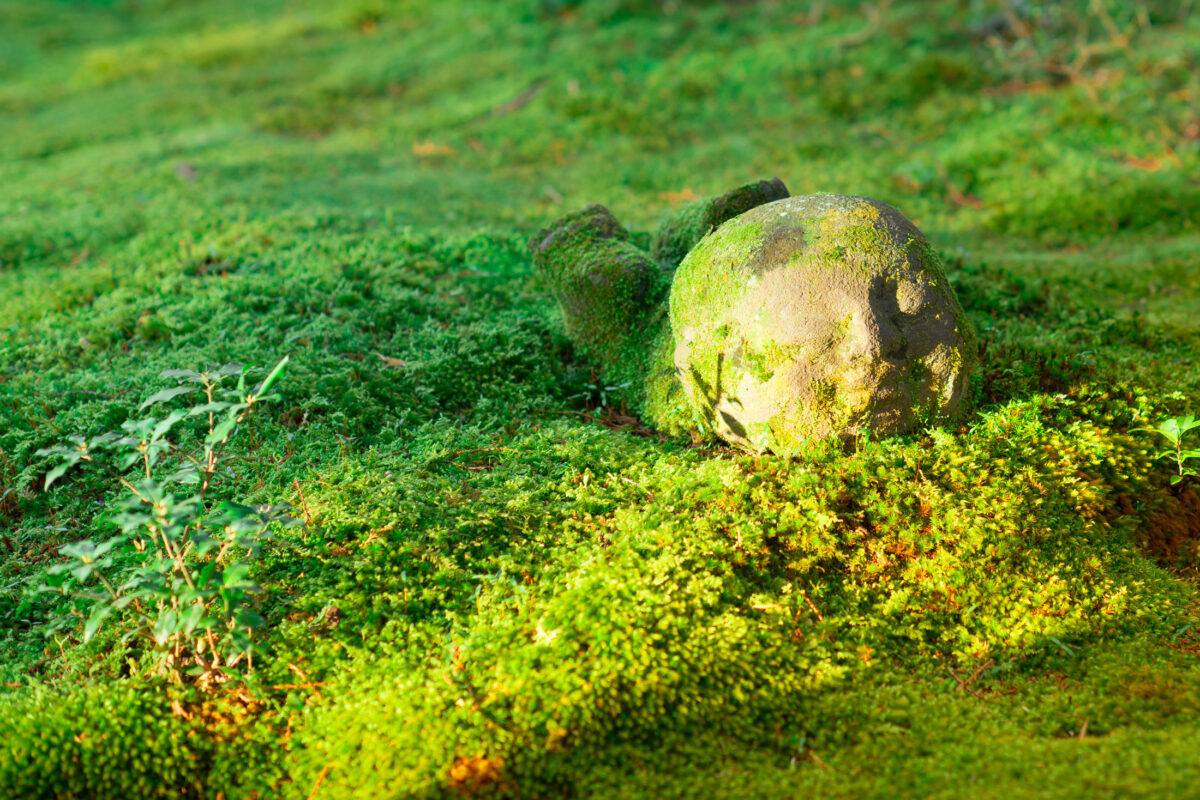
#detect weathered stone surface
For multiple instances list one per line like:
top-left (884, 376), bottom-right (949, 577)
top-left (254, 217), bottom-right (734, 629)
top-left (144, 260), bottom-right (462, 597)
top-left (670, 194), bottom-right (977, 454)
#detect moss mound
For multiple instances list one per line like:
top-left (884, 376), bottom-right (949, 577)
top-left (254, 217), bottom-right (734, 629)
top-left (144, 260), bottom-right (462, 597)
top-left (528, 180), bottom-right (797, 438)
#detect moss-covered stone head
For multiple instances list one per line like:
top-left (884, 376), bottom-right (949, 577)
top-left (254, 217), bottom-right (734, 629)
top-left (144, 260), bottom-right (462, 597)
top-left (671, 194), bottom-right (977, 454)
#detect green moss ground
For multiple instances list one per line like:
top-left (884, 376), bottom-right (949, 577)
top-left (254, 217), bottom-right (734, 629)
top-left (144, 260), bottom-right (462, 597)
top-left (2, 1), bottom-right (1200, 797)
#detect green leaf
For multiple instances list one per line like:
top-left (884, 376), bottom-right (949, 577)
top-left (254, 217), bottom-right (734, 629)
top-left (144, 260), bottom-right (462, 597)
top-left (253, 355), bottom-right (289, 398)
top-left (139, 386), bottom-right (196, 411)
top-left (113, 510), bottom-right (152, 534)
top-left (228, 629), bottom-right (254, 657)
top-left (60, 540), bottom-right (99, 562)
top-left (44, 614), bottom-right (76, 637)
top-left (197, 561), bottom-right (218, 588)
top-left (135, 479), bottom-right (165, 503)
top-left (179, 603), bottom-right (206, 636)
top-left (83, 604), bottom-right (114, 642)
top-left (193, 536), bottom-right (220, 559)
top-left (121, 417), bottom-right (156, 437)
top-left (151, 410), bottom-right (187, 441)
top-left (160, 368), bottom-right (202, 381)
top-left (70, 562), bottom-right (96, 582)
top-left (153, 608), bottom-right (179, 646)
top-left (206, 414), bottom-right (238, 447)
top-left (213, 501), bottom-right (257, 521)
top-left (164, 466), bottom-right (200, 486)
top-left (235, 609), bottom-right (266, 630)
top-left (92, 536), bottom-right (122, 560)
top-left (187, 401), bottom-right (235, 416)
top-left (222, 562), bottom-right (254, 589)
top-left (44, 460), bottom-right (77, 491)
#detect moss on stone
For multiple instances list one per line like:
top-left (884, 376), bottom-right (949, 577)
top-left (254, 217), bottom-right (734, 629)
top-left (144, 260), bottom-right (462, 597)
top-left (530, 192), bottom-right (976, 455)
top-left (529, 204), bottom-right (669, 380)
top-left (532, 185), bottom-right (790, 436)
top-left (651, 177), bottom-right (789, 269)
top-left (639, 307), bottom-right (695, 435)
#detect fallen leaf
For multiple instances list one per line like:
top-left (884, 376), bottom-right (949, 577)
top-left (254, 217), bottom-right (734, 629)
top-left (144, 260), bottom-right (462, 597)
top-left (659, 188), bottom-right (700, 205)
top-left (1117, 153), bottom-right (1162, 171)
top-left (373, 352), bottom-right (411, 368)
top-left (412, 141), bottom-right (456, 157)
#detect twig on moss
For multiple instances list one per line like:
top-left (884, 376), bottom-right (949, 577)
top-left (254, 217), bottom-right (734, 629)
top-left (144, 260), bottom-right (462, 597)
top-left (800, 591), bottom-right (824, 622)
top-left (292, 479), bottom-right (312, 526)
top-left (947, 657), bottom-right (995, 699)
top-left (307, 763), bottom-right (335, 800)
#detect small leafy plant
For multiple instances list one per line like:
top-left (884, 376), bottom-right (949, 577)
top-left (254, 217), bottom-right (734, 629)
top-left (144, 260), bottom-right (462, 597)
top-left (1147, 414), bottom-right (1200, 485)
top-left (569, 378), bottom-right (632, 410)
top-left (34, 357), bottom-right (295, 684)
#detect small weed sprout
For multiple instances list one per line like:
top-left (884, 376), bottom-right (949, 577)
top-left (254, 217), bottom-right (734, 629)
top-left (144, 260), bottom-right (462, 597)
top-left (570, 379), bottom-right (632, 409)
top-left (1146, 414), bottom-right (1200, 486)
top-left (34, 357), bottom-right (295, 684)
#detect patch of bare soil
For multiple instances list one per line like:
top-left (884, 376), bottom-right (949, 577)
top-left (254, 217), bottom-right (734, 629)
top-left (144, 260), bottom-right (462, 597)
top-left (1141, 485), bottom-right (1200, 574)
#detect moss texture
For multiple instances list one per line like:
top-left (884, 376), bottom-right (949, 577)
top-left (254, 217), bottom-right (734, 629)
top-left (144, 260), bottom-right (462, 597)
top-left (2, 2), bottom-right (1200, 798)
top-left (529, 204), bottom-right (667, 372)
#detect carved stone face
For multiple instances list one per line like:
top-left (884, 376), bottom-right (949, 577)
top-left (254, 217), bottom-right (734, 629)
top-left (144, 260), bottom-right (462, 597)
top-left (670, 194), bottom-right (977, 455)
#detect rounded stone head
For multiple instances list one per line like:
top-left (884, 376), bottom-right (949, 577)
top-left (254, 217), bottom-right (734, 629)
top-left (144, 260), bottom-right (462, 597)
top-left (670, 194), bottom-right (977, 454)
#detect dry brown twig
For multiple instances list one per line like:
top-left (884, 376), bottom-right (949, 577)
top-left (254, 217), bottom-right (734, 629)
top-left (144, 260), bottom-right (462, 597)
top-left (307, 764), bottom-right (335, 800)
top-left (947, 656), bottom-right (995, 699)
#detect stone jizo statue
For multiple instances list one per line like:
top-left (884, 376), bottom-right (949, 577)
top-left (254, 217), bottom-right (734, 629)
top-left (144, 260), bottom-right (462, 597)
top-left (530, 179), bottom-right (977, 455)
